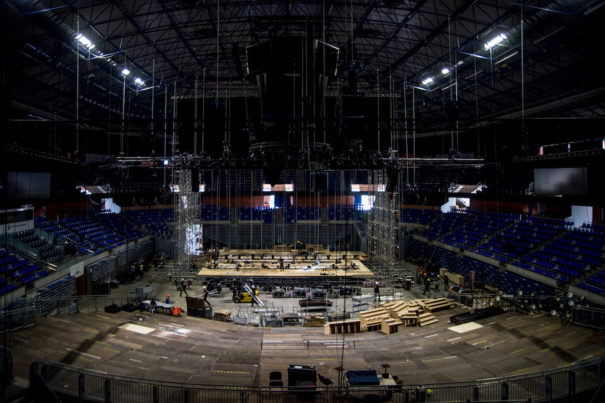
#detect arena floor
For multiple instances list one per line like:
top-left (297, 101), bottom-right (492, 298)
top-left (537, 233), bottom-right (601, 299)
top-left (8, 283), bottom-right (605, 391)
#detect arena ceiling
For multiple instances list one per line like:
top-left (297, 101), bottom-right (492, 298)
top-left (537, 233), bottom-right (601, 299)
top-left (2, 0), bottom-right (605, 146)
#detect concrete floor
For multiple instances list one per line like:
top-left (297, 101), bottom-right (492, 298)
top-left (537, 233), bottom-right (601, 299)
top-left (7, 261), bottom-right (605, 391)
top-left (121, 259), bottom-right (437, 326)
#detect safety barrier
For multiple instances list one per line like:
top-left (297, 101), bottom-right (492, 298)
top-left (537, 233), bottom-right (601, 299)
top-left (30, 357), bottom-right (604, 403)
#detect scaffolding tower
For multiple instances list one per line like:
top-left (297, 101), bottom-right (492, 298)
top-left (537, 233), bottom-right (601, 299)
top-left (174, 168), bottom-right (201, 274)
top-left (367, 169), bottom-right (399, 281)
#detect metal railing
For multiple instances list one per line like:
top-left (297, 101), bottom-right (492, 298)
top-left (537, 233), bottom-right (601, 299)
top-left (30, 357), bottom-right (603, 403)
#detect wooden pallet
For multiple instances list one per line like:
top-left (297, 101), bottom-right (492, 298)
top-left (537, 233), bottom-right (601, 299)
top-left (381, 318), bottom-right (402, 334)
top-left (422, 298), bottom-right (454, 312)
top-left (418, 312), bottom-right (438, 327)
top-left (383, 301), bottom-right (409, 318)
top-left (305, 315), bottom-right (325, 327)
top-left (213, 309), bottom-right (231, 322)
top-left (324, 319), bottom-right (361, 335)
top-left (359, 307), bottom-right (391, 331)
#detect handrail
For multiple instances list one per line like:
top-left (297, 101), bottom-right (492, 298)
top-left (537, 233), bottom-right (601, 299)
top-left (32, 356), bottom-right (603, 402)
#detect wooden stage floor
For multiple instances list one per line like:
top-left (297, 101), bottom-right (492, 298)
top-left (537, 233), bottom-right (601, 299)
top-left (195, 249), bottom-right (373, 278)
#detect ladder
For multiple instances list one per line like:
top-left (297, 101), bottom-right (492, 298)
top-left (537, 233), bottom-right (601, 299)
top-left (243, 284), bottom-right (264, 306)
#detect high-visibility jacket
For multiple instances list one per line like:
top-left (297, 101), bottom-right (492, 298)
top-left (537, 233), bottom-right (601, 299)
top-left (171, 306), bottom-right (182, 316)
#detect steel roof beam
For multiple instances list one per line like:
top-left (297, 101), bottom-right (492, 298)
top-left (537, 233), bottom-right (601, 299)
top-left (110, 0), bottom-right (180, 79)
top-left (364, 0), bottom-right (429, 68)
top-left (156, 1), bottom-right (212, 78)
top-left (385, 0), bottom-right (476, 76)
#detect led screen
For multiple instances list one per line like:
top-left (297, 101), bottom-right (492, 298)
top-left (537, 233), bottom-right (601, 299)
top-left (6, 172), bottom-right (51, 199)
top-left (185, 224), bottom-right (203, 255)
top-left (534, 168), bottom-right (588, 195)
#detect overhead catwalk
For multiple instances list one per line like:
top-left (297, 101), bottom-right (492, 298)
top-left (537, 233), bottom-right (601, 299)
top-left (195, 249), bottom-right (372, 278)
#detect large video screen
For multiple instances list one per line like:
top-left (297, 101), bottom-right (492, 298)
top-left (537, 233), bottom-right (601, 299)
top-left (6, 172), bottom-right (51, 199)
top-left (185, 224), bottom-right (203, 255)
top-left (534, 168), bottom-right (588, 195)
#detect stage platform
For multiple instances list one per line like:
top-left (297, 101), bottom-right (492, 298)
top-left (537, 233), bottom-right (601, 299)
top-left (195, 249), bottom-right (373, 278)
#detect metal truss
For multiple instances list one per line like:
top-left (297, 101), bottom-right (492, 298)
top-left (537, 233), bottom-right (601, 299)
top-left (367, 169), bottom-right (398, 283)
top-left (174, 167), bottom-right (201, 275)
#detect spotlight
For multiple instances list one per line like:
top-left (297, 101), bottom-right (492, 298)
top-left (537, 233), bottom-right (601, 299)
top-left (75, 33), bottom-right (95, 49)
top-left (484, 33), bottom-right (507, 51)
top-left (121, 68), bottom-right (130, 76)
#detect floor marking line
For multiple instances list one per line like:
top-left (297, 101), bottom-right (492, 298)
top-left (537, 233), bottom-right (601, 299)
top-left (447, 337), bottom-right (461, 342)
top-left (65, 348), bottom-right (101, 360)
top-left (424, 333), bottom-right (439, 338)
top-left (421, 356), bottom-right (457, 363)
top-left (55, 318), bottom-right (73, 324)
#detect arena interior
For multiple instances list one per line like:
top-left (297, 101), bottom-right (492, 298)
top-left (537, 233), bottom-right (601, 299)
top-left (2, 1), bottom-right (605, 402)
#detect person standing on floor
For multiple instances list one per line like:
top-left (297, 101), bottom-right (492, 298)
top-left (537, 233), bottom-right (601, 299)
top-left (179, 278), bottom-right (188, 297)
top-left (443, 273), bottom-right (449, 291)
top-left (423, 276), bottom-right (431, 295)
top-left (203, 287), bottom-right (211, 306)
top-left (374, 282), bottom-right (380, 301)
top-left (250, 282), bottom-right (257, 306)
top-left (149, 297), bottom-right (157, 313)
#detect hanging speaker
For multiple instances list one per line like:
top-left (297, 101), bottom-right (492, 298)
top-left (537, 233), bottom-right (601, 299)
top-left (314, 174), bottom-right (327, 192)
top-left (191, 168), bottom-right (199, 192)
top-left (387, 168), bottom-right (398, 193)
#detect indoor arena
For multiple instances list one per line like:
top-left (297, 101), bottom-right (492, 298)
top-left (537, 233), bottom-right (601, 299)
top-left (2, 1), bottom-right (605, 402)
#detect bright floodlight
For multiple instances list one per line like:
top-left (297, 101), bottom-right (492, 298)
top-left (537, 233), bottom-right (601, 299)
top-left (441, 67), bottom-right (450, 75)
top-left (134, 77), bottom-right (145, 86)
top-left (163, 159), bottom-right (169, 166)
top-left (75, 33), bottom-right (95, 49)
top-left (121, 68), bottom-right (130, 76)
top-left (421, 77), bottom-right (434, 86)
top-left (484, 33), bottom-right (507, 50)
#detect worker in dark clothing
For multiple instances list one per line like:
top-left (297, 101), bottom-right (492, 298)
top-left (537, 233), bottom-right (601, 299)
top-left (179, 279), bottom-right (188, 297)
top-left (250, 283), bottom-right (257, 306)
top-left (443, 273), bottom-right (450, 291)
top-left (374, 282), bottom-right (380, 301)
top-left (149, 297), bottom-right (157, 313)
top-left (423, 277), bottom-right (431, 295)
top-left (203, 287), bottom-right (211, 306)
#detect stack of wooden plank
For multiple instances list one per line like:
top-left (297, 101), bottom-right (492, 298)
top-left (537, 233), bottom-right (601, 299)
top-left (421, 298), bottom-right (455, 312)
top-left (348, 297), bottom-right (452, 333)
top-left (381, 318), bottom-right (402, 334)
top-left (417, 312), bottom-right (439, 327)
top-left (380, 301), bottom-right (419, 326)
top-left (213, 309), bottom-right (231, 321)
top-left (324, 319), bottom-right (361, 335)
top-left (358, 307), bottom-right (391, 332)
top-left (385, 298), bottom-right (454, 328)
top-left (305, 315), bottom-right (325, 327)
